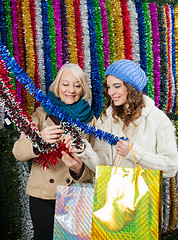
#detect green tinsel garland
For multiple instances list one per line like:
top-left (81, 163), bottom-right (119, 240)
top-left (47, 0), bottom-right (58, 82)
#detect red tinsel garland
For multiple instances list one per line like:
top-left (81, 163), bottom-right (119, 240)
top-left (120, 0), bottom-right (133, 60)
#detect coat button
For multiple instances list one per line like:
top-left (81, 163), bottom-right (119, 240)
top-left (49, 179), bottom-right (54, 183)
top-left (66, 178), bottom-right (70, 184)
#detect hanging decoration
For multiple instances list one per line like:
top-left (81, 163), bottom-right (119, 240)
top-left (149, 3), bottom-right (161, 107)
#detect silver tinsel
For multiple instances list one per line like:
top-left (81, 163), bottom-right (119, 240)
top-left (162, 178), bottom-right (170, 232)
top-left (16, 159), bottom-right (34, 240)
top-left (35, 0), bottom-right (46, 93)
top-left (0, 100), bottom-right (5, 129)
top-left (127, 0), bottom-right (140, 65)
top-left (80, 0), bottom-right (92, 105)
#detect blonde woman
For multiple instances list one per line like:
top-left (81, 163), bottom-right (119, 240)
top-left (13, 63), bottom-right (96, 240)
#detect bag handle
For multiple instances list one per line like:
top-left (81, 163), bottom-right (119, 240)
top-left (114, 142), bottom-right (140, 173)
top-left (127, 142), bottom-right (140, 168)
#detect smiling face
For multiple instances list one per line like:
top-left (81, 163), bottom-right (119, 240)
top-left (58, 70), bottom-right (83, 105)
top-left (107, 75), bottom-right (128, 107)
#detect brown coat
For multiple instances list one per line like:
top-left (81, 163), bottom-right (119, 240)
top-left (12, 106), bottom-right (96, 199)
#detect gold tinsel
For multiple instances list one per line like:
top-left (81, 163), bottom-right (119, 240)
top-left (65, 0), bottom-right (78, 64)
top-left (168, 177), bottom-right (178, 231)
top-left (21, 0), bottom-right (35, 116)
top-left (109, 0), bottom-right (124, 61)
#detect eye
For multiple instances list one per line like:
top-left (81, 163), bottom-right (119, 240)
top-left (74, 83), bottom-right (81, 88)
top-left (61, 81), bottom-right (69, 86)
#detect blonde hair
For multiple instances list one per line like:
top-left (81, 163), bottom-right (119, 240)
top-left (49, 63), bottom-right (90, 100)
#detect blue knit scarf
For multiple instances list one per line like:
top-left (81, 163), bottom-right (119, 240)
top-left (42, 91), bottom-right (94, 123)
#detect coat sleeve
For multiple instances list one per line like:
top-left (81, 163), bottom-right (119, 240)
top-left (76, 116), bottom-right (113, 173)
top-left (12, 107), bottom-right (46, 161)
top-left (126, 123), bottom-right (178, 178)
top-left (71, 116), bottom-right (97, 181)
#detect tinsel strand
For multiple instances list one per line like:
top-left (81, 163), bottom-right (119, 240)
top-left (53, 0), bottom-right (63, 70)
top-left (127, 0), bottom-right (140, 65)
top-left (29, 0), bottom-right (41, 110)
top-left (135, 0), bottom-right (148, 93)
top-left (149, 3), bottom-right (161, 107)
top-left (162, 178), bottom-right (170, 232)
top-left (105, 0), bottom-right (115, 63)
top-left (165, 5), bottom-right (173, 113)
top-left (99, 0), bottom-right (110, 70)
top-left (79, 0), bottom-right (92, 105)
top-left (168, 177), bottom-right (178, 231)
top-left (109, 0), bottom-right (124, 61)
top-left (157, 5), bottom-right (169, 112)
top-left (171, 6), bottom-right (177, 114)
top-left (21, 0), bottom-right (35, 115)
top-left (17, 0), bottom-right (27, 110)
top-left (41, 0), bottom-right (53, 91)
top-left (65, 0), bottom-right (78, 64)
top-left (73, 0), bottom-right (84, 69)
top-left (47, 0), bottom-right (58, 81)
top-left (120, 0), bottom-right (133, 60)
top-left (175, 6), bottom-right (178, 114)
top-left (60, 0), bottom-right (69, 64)
top-left (93, 0), bottom-right (105, 82)
top-left (10, 0), bottom-right (22, 105)
top-left (142, 2), bottom-right (154, 100)
top-left (86, 0), bottom-right (103, 117)
top-left (34, 0), bottom-right (46, 93)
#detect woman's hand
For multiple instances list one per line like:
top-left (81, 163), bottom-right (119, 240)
top-left (116, 139), bottom-right (132, 157)
top-left (40, 125), bottom-right (64, 144)
top-left (64, 134), bottom-right (85, 153)
top-left (61, 151), bottom-right (83, 174)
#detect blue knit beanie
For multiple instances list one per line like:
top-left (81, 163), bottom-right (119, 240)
top-left (105, 59), bottom-right (148, 92)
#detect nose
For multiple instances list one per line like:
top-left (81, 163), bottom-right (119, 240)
top-left (109, 87), bottom-right (115, 96)
top-left (68, 84), bottom-right (75, 93)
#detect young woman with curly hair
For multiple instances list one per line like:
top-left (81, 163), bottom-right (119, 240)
top-left (64, 59), bottom-right (178, 178)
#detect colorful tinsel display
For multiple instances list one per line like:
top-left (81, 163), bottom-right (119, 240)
top-left (0, 0), bottom-right (177, 118)
top-left (0, 1), bottom-right (178, 239)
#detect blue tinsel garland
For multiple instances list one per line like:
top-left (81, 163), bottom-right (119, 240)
top-left (86, 0), bottom-right (103, 118)
top-left (0, 40), bottom-right (126, 145)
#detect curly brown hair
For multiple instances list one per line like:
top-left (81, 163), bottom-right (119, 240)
top-left (101, 79), bottom-right (145, 132)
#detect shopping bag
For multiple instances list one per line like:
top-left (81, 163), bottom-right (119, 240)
top-left (91, 148), bottom-right (163, 240)
top-left (53, 183), bottom-right (94, 240)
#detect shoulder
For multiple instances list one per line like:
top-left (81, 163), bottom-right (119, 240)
top-left (95, 106), bottom-right (114, 129)
top-left (87, 116), bottom-right (97, 127)
top-left (31, 106), bottom-right (47, 125)
top-left (143, 95), bottom-right (173, 128)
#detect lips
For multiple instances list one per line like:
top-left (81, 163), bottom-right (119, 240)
top-left (65, 95), bottom-right (75, 98)
top-left (112, 97), bottom-right (120, 101)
